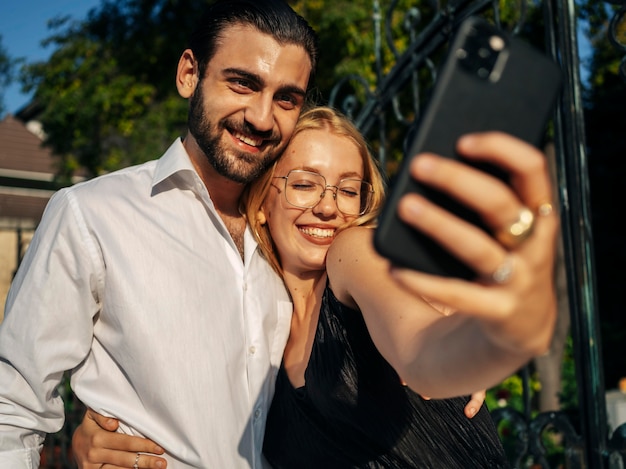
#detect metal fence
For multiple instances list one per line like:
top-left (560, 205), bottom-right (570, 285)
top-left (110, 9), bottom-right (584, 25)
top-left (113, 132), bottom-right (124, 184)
top-left (325, 1), bottom-right (626, 467)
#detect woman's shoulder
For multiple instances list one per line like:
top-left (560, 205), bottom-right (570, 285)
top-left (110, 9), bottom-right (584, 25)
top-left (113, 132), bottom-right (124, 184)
top-left (327, 226), bottom-right (380, 307)
top-left (330, 226), bottom-right (375, 256)
top-left (327, 226), bottom-right (378, 276)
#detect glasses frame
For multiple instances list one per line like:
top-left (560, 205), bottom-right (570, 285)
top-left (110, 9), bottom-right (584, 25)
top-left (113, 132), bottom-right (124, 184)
top-left (273, 169), bottom-right (374, 216)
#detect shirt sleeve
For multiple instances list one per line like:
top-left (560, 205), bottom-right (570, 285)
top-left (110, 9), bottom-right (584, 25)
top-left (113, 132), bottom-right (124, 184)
top-left (0, 188), bottom-right (102, 465)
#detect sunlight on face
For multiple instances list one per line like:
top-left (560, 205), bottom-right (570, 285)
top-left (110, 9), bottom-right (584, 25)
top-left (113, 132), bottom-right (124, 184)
top-left (262, 128), bottom-right (365, 276)
top-left (188, 24), bottom-right (311, 183)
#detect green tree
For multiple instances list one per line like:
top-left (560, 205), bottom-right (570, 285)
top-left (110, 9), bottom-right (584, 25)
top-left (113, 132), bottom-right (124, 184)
top-left (20, 0), bottom-right (204, 179)
top-left (24, 0), bottom-right (426, 178)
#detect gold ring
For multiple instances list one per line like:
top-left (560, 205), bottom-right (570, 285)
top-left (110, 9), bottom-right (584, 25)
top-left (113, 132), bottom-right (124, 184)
top-left (134, 452), bottom-right (140, 469)
top-left (491, 255), bottom-right (515, 284)
top-left (537, 202), bottom-right (553, 217)
top-left (495, 207), bottom-right (535, 249)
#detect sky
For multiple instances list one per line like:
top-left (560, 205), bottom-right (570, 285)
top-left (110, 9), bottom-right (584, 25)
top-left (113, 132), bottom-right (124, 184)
top-left (0, 0), bottom-right (103, 116)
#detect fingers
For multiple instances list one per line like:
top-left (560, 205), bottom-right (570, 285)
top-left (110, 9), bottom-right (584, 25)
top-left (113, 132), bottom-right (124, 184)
top-left (397, 131), bottom-right (558, 283)
top-left (73, 409), bottom-right (166, 469)
top-left (396, 192), bottom-right (507, 279)
top-left (390, 137), bottom-right (559, 357)
top-left (405, 132), bottom-right (554, 234)
top-left (74, 437), bottom-right (167, 469)
top-left (87, 407), bottom-right (120, 432)
top-left (132, 452), bottom-right (168, 469)
top-left (464, 390), bottom-right (486, 419)
top-left (392, 131), bottom-right (558, 329)
top-left (93, 453), bottom-right (167, 469)
top-left (456, 132), bottom-right (553, 211)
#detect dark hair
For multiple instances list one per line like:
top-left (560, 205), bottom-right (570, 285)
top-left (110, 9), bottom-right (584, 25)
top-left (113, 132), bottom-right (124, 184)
top-left (189, 0), bottom-right (319, 90)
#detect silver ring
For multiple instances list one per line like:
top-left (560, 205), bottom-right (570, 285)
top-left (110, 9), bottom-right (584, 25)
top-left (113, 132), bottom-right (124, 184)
top-left (491, 255), bottom-right (515, 284)
top-left (133, 452), bottom-right (140, 469)
top-left (494, 207), bottom-right (535, 249)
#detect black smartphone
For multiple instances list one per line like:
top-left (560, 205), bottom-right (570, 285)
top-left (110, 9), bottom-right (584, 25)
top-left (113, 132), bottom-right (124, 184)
top-left (373, 16), bottom-right (562, 279)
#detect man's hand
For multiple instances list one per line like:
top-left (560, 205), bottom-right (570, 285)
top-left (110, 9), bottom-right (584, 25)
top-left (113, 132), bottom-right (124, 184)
top-left (72, 408), bottom-right (167, 468)
top-left (464, 390), bottom-right (486, 418)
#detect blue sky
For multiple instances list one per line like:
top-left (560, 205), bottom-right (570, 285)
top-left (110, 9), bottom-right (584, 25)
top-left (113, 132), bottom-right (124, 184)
top-left (0, 0), bottom-right (102, 115)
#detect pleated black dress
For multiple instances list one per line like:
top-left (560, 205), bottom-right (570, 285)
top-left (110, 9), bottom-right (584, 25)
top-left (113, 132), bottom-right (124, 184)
top-left (263, 285), bottom-right (511, 468)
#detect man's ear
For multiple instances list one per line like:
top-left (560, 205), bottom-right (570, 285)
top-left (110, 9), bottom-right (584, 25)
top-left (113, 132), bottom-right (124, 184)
top-left (176, 49), bottom-right (198, 98)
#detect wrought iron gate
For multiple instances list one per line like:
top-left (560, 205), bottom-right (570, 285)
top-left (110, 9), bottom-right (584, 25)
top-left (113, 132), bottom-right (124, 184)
top-left (325, 0), bottom-right (626, 468)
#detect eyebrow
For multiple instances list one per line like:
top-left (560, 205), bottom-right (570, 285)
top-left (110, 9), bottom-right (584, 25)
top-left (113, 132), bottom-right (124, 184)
top-left (223, 67), bottom-right (307, 99)
top-left (299, 166), bottom-right (364, 180)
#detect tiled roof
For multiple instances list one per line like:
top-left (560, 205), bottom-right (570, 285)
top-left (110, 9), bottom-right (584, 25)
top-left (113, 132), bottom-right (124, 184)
top-left (0, 115), bottom-right (57, 175)
top-left (0, 115), bottom-right (58, 227)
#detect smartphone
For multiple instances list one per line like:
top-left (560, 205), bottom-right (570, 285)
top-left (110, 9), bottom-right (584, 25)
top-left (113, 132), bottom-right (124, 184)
top-left (373, 16), bottom-right (562, 279)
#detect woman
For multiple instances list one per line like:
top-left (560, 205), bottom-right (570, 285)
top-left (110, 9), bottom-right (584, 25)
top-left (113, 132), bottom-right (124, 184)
top-left (72, 107), bottom-right (557, 468)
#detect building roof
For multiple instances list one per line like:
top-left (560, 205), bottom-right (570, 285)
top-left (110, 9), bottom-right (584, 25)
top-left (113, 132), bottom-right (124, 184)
top-left (0, 114), bottom-right (58, 229)
top-left (0, 114), bottom-right (57, 174)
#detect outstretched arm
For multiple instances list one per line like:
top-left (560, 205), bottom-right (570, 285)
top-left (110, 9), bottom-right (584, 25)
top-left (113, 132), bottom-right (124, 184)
top-left (327, 132), bottom-right (558, 399)
top-left (73, 409), bottom-right (167, 469)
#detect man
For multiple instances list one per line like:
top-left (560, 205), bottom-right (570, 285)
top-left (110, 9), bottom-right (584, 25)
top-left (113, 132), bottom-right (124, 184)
top-left (0, 1), bottom-right (318, 467)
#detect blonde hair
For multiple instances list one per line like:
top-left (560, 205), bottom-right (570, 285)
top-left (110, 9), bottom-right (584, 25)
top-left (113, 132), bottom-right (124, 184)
top-left (241, 106), bottom-right (386, 277)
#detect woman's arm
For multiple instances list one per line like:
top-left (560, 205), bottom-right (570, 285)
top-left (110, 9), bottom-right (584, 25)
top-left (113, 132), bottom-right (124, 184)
top-left (72, 409), bottom-right (167, 469)
top-left (327, 132), bottom-right (558, 398)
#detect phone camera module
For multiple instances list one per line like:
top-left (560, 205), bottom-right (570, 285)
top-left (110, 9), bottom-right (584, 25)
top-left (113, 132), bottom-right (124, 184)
top-left (457, 26), bottom-right (508, 82)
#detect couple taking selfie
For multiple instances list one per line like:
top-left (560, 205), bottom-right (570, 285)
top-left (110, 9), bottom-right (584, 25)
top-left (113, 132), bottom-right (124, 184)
top-left (0, 0), bottom-right (559, 468)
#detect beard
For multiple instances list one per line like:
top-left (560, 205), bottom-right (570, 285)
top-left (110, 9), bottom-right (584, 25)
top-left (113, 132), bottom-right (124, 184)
top-left (187, 85), bottom-right (282, 184)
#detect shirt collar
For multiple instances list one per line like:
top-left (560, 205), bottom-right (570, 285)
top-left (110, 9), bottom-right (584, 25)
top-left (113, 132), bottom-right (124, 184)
top-left (152, 137), bottom-right (197, 189)
top-left (152, 138), bottom-right (262, 260)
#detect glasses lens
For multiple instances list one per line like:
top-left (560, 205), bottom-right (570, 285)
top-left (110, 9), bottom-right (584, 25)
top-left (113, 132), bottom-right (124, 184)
top-left (336, 180), bottom-right (372, 215)
top-left (284, 171), bottom-right (325, 208)
top-left (283, 171), bottom-right (372, 215)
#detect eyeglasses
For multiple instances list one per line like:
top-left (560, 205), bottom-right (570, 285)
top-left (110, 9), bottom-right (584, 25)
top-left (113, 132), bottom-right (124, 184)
top-left (273, 170), bottom-right (374, 216)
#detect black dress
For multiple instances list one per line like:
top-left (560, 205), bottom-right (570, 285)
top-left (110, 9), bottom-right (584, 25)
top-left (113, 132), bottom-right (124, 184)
top-left (263, 285), bottom-right (511, 468)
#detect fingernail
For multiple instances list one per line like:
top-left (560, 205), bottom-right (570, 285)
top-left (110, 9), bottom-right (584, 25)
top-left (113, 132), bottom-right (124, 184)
top-left (398, 195), bottom-right (423, 217)
top-left (412, 155), bottom-right (435, 175)
top-left (156, 461), bottom-right (165, 469)
top-left (457, 134), bottom-right (476, 148)
top-left (469, 407), bottom-right (477, 417)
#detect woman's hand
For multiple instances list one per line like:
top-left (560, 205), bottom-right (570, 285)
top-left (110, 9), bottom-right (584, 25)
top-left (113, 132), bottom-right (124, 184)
top-left (72, 408), bottom-right (167, 469)
top-left (391, 131), bottom-right (558, 357)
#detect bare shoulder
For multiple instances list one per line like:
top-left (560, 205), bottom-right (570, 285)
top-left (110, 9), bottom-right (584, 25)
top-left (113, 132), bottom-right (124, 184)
top-left (328, 226), bottom-right (375, 264)
top-left (327, 226), bottom-right (382, 307)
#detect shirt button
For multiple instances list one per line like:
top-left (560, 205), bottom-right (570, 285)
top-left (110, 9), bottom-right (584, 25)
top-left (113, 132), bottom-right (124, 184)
top-left (254, 409), bottom-right (261, 419)
top-left (243, 283), bottom-right (248, 291)
top-left (249, 346), bottom-right (256, 355)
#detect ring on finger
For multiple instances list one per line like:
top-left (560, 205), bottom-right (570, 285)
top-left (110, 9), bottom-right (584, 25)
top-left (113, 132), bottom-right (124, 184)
top-left (537, 201), bottom-right (554, 217)
top-left (134, 452), bottom-right (140, 469)
top-left (491, 255), bottom-right (515, 284)
top-left (495, 207), bottom-right (535, 249)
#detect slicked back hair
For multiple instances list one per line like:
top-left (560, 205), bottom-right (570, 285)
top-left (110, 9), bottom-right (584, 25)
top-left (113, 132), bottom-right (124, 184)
top-left (189, 0), bottom-right (319, 91)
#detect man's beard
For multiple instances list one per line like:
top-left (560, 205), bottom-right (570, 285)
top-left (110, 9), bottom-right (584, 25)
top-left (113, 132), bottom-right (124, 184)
top-left (187, 87), bottom-right (280, 184)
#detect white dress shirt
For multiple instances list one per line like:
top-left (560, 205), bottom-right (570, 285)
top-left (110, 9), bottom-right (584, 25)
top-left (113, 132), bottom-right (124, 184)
top-left (0, 138), bottom-right (292, 469)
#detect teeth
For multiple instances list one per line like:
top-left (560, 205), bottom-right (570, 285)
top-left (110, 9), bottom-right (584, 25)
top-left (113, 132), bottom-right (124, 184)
top-left (299, 227), bottom-right (335, 238)
top-left (233, 131), bottom-right (263, 147)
